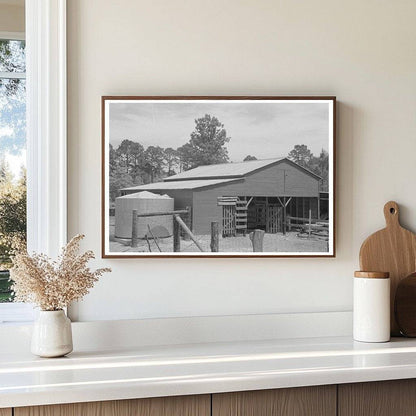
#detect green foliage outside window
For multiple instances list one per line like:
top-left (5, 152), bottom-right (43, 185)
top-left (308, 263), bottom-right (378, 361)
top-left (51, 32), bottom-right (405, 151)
top-left (0, 39), bottom-right (27, 302)
top-left (0, 163), bottom-right (26, 302)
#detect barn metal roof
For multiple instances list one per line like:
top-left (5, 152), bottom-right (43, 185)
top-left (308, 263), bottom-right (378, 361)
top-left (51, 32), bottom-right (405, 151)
top-left (164, 158), bottom-right (284, 181)
top-left (163, 157), bottom-right (321, 181)
top-left (121, 178), bottom-right (243, 192)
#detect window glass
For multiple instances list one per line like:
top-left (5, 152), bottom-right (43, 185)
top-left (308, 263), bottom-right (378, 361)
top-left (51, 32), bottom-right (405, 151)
top-left (0, 39), bottom-right (26, 73)
top-left (0, 39), bottom-right (26, 303)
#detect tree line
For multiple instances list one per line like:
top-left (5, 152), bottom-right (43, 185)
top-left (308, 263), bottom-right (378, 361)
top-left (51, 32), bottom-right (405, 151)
top-left (109, 114), bottom-right (230, 201)
top-left (287, 144), bottom-right (329, 192)
top-left (109, 114), bottom-right (329, 202)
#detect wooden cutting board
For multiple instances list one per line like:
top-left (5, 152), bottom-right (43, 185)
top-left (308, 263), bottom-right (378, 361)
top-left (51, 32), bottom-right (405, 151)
top-left (359, 201), bottom-right (416, 335)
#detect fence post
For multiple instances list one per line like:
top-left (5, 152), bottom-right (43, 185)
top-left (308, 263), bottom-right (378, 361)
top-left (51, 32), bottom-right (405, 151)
top-left (249, 229), bottom-right (265, 252)
top-left (174, 215), bottom-right (204, 252)
top-left (308, 209), bottom-right (312, 238)
top-left (211, 221), bottom-right (219, 252)
top-left (282, 208), bottom-right (286, 235)
top-left (131, 209), bottom-right (138, 248)
top-left (282, 197), bottom-right (287, 235)
top-left (173, 216), bottom-right (181, 252)
top-left (183, 206), bottom-right (191, 241)
top-left (287, 216), bottom-right (291, 231)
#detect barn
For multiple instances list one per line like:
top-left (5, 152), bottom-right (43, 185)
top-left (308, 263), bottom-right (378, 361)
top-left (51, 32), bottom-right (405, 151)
top-left (120, 158), bottom-right (322, 236)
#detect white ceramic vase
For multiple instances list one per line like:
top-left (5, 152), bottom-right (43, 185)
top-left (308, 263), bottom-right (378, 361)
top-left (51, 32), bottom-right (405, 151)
top-left (31, 310), bottom-right (73, 358)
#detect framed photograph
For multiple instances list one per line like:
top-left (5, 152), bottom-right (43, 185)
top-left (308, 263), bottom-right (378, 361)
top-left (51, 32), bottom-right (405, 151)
top-left (102, 96), bottom-right (336, 258)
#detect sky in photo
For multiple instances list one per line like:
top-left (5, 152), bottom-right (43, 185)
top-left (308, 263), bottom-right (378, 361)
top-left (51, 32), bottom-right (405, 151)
top-left (109, 100), bottom-right (330, 162)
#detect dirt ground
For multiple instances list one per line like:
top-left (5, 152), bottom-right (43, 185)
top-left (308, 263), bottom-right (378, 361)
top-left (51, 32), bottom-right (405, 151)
top-left (109, 217), bottom-right (327, 254)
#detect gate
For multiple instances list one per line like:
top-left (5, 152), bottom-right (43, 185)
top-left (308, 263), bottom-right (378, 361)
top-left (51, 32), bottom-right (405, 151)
top-left (266, 204), bottom-right (282, 233)
top-left (222, 205), bottom-right (236, 237)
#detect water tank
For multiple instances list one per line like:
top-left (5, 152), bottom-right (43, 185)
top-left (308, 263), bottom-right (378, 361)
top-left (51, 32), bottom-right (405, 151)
top-left (115, 191), bottom-right (174, 239)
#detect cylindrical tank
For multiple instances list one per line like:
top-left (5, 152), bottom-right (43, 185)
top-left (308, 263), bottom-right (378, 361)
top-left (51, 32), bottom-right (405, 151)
top-left (115, 191), bottom-right (174, 239)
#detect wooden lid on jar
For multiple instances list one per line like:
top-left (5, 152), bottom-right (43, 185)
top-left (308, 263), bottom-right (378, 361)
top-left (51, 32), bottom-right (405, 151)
top-left (354, 271), bottom-right (390, 279)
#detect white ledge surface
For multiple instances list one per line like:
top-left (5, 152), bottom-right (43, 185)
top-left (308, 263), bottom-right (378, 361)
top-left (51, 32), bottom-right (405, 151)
top-left (2, 336), bottom-right (416, 408)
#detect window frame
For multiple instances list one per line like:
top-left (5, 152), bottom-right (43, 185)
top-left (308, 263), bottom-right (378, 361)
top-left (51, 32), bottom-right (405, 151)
top-left (0, 0), bottom-right (67, 323)
top-left (26, 0), bottom-right (67, 257)
top-left (0, 31), bottom-right (24, 41)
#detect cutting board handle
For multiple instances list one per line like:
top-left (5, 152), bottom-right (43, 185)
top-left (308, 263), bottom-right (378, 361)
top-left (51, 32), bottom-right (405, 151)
top-left (384, 201), bottom-right (400, 228)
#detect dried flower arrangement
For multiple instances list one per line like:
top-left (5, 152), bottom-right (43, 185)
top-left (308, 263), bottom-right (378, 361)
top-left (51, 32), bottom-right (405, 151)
top-left (10, 234), bottom-right (111, 311)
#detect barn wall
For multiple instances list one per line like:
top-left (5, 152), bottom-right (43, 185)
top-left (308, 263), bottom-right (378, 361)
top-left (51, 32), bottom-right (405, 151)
top-left (191, 162), bottom-right (319, 234)
top-left (125, 162), bottom-right (319, 234)
top-left (192, 189), bottom-right (223, 234)
top-left (160, 190), bottom-right (195, 229)
top-left (157, 190), bottom-right (193, 211)
top-left (193, 160), bottom-right (319, 199)
top-left (244, 161), bottom-right (319, 197)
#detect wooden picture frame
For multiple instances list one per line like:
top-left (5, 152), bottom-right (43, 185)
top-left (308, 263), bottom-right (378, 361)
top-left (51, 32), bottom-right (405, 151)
top-left (102, 96), bottom-right (336, 258)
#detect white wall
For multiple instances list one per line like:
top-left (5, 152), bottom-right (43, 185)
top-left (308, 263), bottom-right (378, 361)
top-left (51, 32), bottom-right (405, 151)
top-left (67, 0), bottom-right (416, 321)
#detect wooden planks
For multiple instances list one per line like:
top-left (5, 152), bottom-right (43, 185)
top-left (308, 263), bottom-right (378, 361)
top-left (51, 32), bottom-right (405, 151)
top-left (10, 380), bottom-right (416, 416)
top-left (222, 205), bottom-right (236, 237)
top-left (338, 380), bottom-right (416, 416)
top-left (15, 395), bottom-right (210, 416)
top-left (235, 199), bottom-right (248, 234)
top-left (212, 386), bottom-right (336, 416)
top-left (266, 204), bottom-right (281, 233)
top-left (359, 201), bottom-right (416, 335)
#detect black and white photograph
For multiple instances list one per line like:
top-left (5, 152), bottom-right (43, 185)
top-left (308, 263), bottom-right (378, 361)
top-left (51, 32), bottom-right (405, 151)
top-left (102, 97), bottom-right (335, 257)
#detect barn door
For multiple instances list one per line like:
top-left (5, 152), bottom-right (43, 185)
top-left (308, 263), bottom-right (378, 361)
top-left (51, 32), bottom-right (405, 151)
top-left (222, 205), bottom-right (236, 237)
top-left (266, 204), bottom-right (282, 233)
top-left (254, 203), bottom-right (267, 230)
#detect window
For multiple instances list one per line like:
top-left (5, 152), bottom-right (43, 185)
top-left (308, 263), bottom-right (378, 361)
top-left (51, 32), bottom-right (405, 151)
top-left (0, 1), bottom-right (67, 324)
top-left (0, 35), bottom-right (26, 306)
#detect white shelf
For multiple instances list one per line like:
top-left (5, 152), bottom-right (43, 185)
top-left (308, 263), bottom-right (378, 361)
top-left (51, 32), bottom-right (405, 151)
top-left (2, 335), bottom-right (416, 408)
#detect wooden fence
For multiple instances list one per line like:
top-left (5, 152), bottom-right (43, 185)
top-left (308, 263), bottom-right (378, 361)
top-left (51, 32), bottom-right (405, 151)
top-left (131, 208), bottom-right (204, 252)
top-left (130, 208), bottom-right (328, 253)
top-left (287, 210), bottom-right (329, 240)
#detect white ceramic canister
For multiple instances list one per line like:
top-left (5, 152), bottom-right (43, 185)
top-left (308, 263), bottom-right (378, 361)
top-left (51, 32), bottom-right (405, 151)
top-left (31, 310), bottom-right (73, 357)
top-left (353, 271), bottom-right (390, 342)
